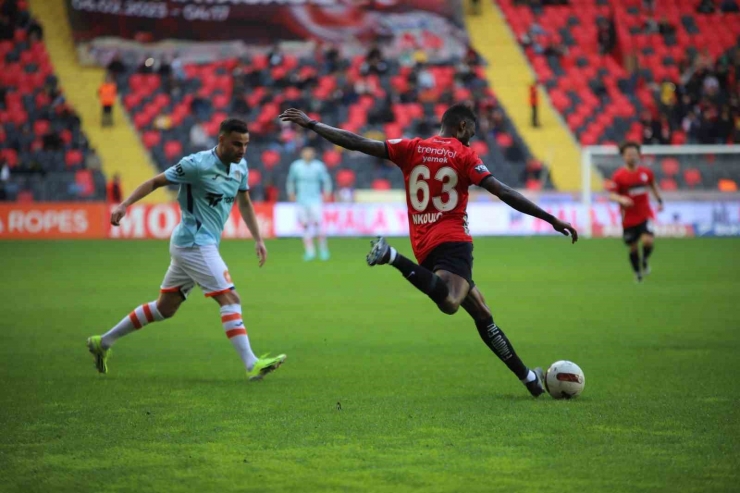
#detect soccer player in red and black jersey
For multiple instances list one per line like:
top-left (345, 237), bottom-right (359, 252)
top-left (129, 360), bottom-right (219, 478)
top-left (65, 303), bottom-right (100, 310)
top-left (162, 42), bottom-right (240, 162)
top-left (280, 104), bottom-right (578, 397)
top-left (608, 142), bottom-right (664, 282)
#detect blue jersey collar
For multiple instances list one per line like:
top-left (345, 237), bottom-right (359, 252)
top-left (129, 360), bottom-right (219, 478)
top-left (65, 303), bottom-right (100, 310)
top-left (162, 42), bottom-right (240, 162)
top-left (212, 148), bottom-right (232, 171)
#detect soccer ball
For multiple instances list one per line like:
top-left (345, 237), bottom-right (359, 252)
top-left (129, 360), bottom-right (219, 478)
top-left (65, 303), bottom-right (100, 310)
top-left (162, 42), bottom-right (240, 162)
top-left (545, 361), bottom-right (585, 399)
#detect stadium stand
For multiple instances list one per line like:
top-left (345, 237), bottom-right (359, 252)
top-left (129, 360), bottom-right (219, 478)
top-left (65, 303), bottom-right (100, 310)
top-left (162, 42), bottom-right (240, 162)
top-left (116, 41), bottom-right (548, 200)
top-left (498, 0), bottom-right (740, 190)
top-left (0, 0), bottom-right (105, 201)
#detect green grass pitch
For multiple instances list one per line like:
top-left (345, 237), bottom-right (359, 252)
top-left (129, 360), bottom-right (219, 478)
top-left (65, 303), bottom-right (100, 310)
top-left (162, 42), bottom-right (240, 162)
top-left (1, 237), bottom-right (739, 493)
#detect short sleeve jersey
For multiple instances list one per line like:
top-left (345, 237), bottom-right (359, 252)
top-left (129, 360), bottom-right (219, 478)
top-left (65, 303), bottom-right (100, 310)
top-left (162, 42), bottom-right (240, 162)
top-left (286, 159), bottom-right (332, 205)
top-left (385, 136), bottom-right (492, 263)
top-left (164, 148), bottom-right (249, 247)
top-left (608, 166), bottom-right (655, 228)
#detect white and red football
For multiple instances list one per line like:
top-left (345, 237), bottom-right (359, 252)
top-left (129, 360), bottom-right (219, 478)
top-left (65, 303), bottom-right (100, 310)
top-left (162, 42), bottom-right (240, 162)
top-left (545, 361), bottom-right (585, 399)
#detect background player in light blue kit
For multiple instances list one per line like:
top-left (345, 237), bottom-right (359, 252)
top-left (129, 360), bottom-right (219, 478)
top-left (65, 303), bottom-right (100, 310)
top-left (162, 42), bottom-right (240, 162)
top-left (286, 147), bottom-right (333, 261)
top-left (87, 119), bottom-right (286, 381)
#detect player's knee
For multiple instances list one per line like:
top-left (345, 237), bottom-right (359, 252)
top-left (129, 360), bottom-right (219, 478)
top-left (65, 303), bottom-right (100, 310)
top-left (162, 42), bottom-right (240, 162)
top-left (225, 291), bottom-right (241, 305)
top-left (438, 299), bottom-right (460, 315)
top-left (157, 301), bottom-right (179, 319)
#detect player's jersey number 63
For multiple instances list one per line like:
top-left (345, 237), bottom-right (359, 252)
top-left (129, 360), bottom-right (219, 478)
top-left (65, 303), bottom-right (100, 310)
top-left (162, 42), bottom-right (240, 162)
top-left (409, 165), bottom-right (458, 213)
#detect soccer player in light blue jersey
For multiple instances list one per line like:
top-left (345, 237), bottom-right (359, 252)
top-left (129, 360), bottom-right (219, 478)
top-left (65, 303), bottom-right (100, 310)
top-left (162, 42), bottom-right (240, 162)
top-left (86, 119), bottom-right (286, 381)
top-left (286, 147), bottom-right (333, 261)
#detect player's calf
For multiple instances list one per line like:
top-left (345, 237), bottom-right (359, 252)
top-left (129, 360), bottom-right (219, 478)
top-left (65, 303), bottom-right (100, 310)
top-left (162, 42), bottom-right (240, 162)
top-left (462, 288), bottom-right (543, 397)
top-left (641, 234), bottom-right (654, 274)
top-left (98, 299), bottom-right (168, 349)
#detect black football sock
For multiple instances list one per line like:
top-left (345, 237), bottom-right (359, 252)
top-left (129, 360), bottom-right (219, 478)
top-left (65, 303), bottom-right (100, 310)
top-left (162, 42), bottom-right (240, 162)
top-left (390, 253), bottom-right (449, 305)
top-left (475, 316), bottom-right (529, 380)
top-left (642, 244), bottom-right (653, 267)
top-left (629, 251), bottom-right (641, 273)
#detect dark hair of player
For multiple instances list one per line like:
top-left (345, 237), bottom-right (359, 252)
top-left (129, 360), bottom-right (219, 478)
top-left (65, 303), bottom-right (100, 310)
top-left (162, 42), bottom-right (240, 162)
top-left (619, 141), bottom-right (641, 155)
top-left (219, 118), bottom-right (249, 135)
top-left (441, 103), bottom-right (477, 129)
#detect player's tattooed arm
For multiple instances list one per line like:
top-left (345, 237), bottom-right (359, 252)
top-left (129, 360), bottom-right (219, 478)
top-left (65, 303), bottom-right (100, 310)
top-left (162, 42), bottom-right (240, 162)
top-left (480, 176), bottom-right (579, 243)
top-left (279, 108), bottom-right (389, 159)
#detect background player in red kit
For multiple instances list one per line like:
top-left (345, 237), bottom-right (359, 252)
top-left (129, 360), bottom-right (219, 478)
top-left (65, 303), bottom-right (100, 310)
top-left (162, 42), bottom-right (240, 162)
top-left (608, 142), bottom-right (664, 282)
top-left (280, 104), bottom-right (578, 397)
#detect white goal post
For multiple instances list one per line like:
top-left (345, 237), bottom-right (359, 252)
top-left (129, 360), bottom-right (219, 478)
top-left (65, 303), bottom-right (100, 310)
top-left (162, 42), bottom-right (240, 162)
top-left (581, 144), bottom-right (740, 238)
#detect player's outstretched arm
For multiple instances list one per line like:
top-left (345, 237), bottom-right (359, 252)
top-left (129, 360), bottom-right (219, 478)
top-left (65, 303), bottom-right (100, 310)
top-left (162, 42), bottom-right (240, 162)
top-left (480, 176), bottom-right (579, 243)
top-left (237, 191), bottom-right (267, 267)
top-left (110, 173), bottom-right (172, 226)
top-left (279, 108), bottom-right (388, 159)
top-left (649, 181), bottom-right (664, 212)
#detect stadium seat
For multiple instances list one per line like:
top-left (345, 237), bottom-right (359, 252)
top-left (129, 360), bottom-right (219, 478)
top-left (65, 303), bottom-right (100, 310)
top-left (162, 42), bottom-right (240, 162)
top-left (471, 140), bottom-right (489, 157)
top-left (495, 133), bottom-right (514, 148)
top-left (683, 168), bottom-right (702, 188)
top-left (75, 169), bottom-right (95, 197)
top-left (323, 149), bottom-right (342, 169)
top-left (371, 178), bottom-right (391, 190)
top-left (660, 177), bottom-right (678, 191)
top-left (33, 120), bottom-right (51, 136)
top-left (661, 158), bottom-right (680, 177)
top-left (718, 179), bottom-right (738, 193)
top-left (248, 169), bottom-right (262, 188)
top-left (336, 169), bottom-right (356, 188)
top-left (261, 149), bottom-right (280, 170)
top-left (142, 130), bottom-right (161, 149)
top-left (164, 140), bottom-right (183, 162)
top-left (384, 123), bottom-right (403, 140)
top-left (65, 149), bottom-right (83, 168)
top-left (1, 148), bottom-right (18, 168)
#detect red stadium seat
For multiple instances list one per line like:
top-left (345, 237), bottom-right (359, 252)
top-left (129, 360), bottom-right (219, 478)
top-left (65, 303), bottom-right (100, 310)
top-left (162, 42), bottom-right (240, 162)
top-left (60, 129), bottom-right (72, 145)
top-left (371, 179), bottom-right (392, 190)
top-left (660, 178), bottom-right (678, 191)
top-left (261, 149), bottom-right (280, 170)
top-left (203, 121), bottom-right (220, 137)
top-left (248, 169), bottom-right (262, 188)
top-left (164, 140), bottom-right (183, 161)
top-left (133, 112), bottom-right (151, 130)
top-left (65, 149), bottom-right (84, 168)
top-left (123, 93), bottom-right (142, 111)
top-left (336, 169), bottom-right (356, 188)
top-left (34, 91), bottom-right (51, 109)
top-left (142, 130), bottom-right (161, 149)
top-left (661, 158), bottom-right (680, 177)
top-left (33, 119), bottom-right (51, 136)
top-left (471, 140), bottom-right (489, 157)
top-left (323, 149), bottom-right (342, 169)
top-left (683, 168), bottom-right (702, 188)
top-left (75, 170), bottom-right (95, 197)
top-left (495, 133), bottom-right (514, 148)
top-left (1, 148), bottom-right (18, 168)
top-left (384, 123), bottom-right (403, 140)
